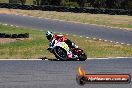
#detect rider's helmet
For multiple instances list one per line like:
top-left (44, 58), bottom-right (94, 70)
top-left (45, 31), bottom-right (54, 40)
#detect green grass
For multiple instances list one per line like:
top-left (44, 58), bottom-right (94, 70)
top-left (26, 0), bottom-right (33, 5)
top-left (69, 36), bottom-right (132, 57)
top-left (0, 0), bottom-right (33, 4)
top-left (0, 24), bottom-right (132, 59)
top-left (0, 0), bottom-right (8, 3)
top-left (0, 25), bottom-right (53, 59)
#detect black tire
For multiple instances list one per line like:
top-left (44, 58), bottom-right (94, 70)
top-left (24, 33), bottom-right (29, 38)
top-left (17, 34), bottom-right (24, 38)
top-left (76, 76), bottom-right (87, 86)
top-left (53, 46), bottom-right (68, 61)
top-left (5, 34), bottom-right (11, 38)
top-left (11, 34), bottom-right (18, 38)
top-left (0, 33), bottom-right (5, 38)
top-left (78, 53), bottom-right (87, 61)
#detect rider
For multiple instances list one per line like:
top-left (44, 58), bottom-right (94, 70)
top-left (45, 31), bottom-right (78, 58)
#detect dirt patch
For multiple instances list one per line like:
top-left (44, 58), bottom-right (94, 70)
top-left (0, 9), bottom-right (17, 14)
top-left (0, 38), bottom-right (17, 44)
top-left (0, 38), bottom-right (28, 44)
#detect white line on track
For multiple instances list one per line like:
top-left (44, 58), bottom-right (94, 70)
top-left (0, 57), bottom-right (131, 61)
top-left (110, 41), bottom-right (113, 43)
top-left (17, 13), bottom-right (132, 31)
top-left (3, 24), bottom-right (8, 26)
top-left (15, 26), bottom-right (19, 27)
top-left (104, 40), bottom-right (108, 42)
top-left (73, 35), bottom-right (76, 36)
top-left (30, 16), bottom-right (33, 18)
top-left (99, 39), bottom-right (102, 41)
top-left (127, 44), bottom-right (130, 46)
top-left (0, 59), bottom-right (42, 61)
top-left (1, 23), bottom-right (131, 46)
top-left (121, 43), bottom-right (124, 45)
top-left (10, 25), bottom-right (14, 27)
top-left (87, 57), bottom-right (132, 60)
top-left (22, 15), bottom-right (27, 16)
top-left (116, 42), bottom-right (119, 44)
top-left (93, 38), bottom-right (96, 40)
top-left (38, 17), bottom-right (42, 19)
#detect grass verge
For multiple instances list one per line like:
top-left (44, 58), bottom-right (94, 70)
top-left (0, 24), bottom-right (132, 59)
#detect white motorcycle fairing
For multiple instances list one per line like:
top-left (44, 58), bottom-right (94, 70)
top-left (50, 39), bottom-right (73, 58)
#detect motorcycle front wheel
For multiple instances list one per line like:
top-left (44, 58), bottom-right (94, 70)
top-left (53, 46), bottom-right (68, 61)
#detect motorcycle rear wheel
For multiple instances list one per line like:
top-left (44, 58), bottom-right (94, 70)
top-left (78, 53), bottom-right (87, 61)
top-left (71, 48), bottom-right (87, 61)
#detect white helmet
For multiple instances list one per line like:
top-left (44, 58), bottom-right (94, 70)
top-left (45, 31), bottom-right (54, 40)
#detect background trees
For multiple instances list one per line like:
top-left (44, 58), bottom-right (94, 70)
top-left (7, 0), bottom-right (132, 9)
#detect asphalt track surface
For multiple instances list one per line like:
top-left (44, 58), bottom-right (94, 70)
top-left (0, 58), bottom-right (131, 88)
top-left (0, 13), bottom-right (131, 88)
top-left (0, 14), bottom-right (132, 44)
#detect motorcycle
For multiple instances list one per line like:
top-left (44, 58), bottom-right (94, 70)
top-left (47, 39), bottom-right (87, 61)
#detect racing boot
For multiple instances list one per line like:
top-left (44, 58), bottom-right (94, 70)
top-left (72, 54), bottom-right (78, 59)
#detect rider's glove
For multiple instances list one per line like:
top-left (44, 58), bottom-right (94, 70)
top-left (47, 47), bottom-right (53, 53)
top-left (47, 48), bottom-right (51, 51)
